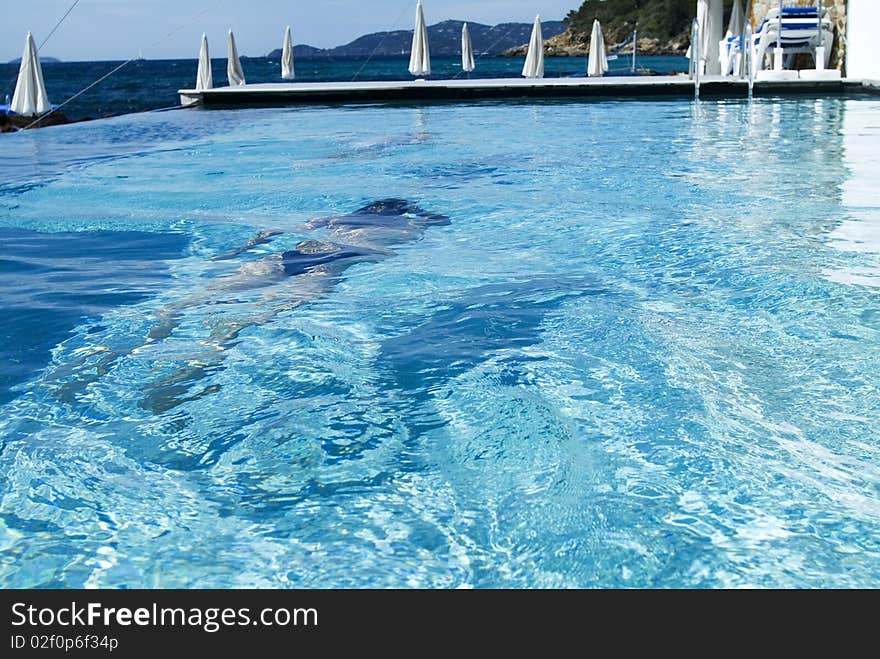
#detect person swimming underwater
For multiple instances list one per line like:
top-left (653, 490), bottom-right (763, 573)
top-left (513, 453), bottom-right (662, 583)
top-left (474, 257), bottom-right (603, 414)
top-left (147, 199), bottom-right (450, 340)
top-left (46, 199), bottom-right (451, 409)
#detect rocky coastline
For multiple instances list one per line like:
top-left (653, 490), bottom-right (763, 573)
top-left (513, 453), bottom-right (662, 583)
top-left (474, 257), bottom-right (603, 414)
top-left (0, 112), bottom-right (79, 133)
top-left (502, 27), bottom-right (689, 58)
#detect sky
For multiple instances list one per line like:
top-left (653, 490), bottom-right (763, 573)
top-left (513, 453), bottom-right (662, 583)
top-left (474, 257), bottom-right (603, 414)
top-left (2, 0), bottom-right (578, 62)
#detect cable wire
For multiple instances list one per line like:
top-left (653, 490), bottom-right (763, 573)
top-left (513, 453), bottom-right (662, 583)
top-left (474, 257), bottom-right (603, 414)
top-left (351, 1), bottom-right (413, 82)
top-left (38, 0), bottom-right (82, 52)
top-left (23, 0), bottom-right (224, 128)
top-left (4, 0), bottom-right (83, 99)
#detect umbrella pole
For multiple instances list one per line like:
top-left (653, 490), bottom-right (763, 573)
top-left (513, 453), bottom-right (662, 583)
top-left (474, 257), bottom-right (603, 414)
top-left (632, 28), bottom-right (637, 74)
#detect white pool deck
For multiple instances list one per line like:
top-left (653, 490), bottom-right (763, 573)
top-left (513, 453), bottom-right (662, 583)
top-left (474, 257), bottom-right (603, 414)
top-left (179, 74), bottom-right (877, 108)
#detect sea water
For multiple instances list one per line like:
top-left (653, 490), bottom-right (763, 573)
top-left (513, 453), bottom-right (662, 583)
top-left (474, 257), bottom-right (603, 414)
top-left (0, 55), bottom-right (689, 120)
top-left (0, 97), bottom-right (878, 587)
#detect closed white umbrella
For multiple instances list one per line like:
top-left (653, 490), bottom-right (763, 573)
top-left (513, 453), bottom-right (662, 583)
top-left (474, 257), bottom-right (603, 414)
top-left (587, 19), bottom-right (608, 77)
top-left (725, 0), bottom-right (744, 40)
top-left (462, 22), bottom-right (475, 73)
top-left (282, 25), bottom-right (295, 80)
top-left (11, 32), bottom-right (51, 116)
top-left (521, 15), bottom-right (544, 79)
top-left (196, 33), bottom-right (213, 91)
top-left (692, 0), bottom-right (723, 75)
top-left (408, 1), bottom-right (431, 77)
top-left (227, 29), bottom-right (246, 86)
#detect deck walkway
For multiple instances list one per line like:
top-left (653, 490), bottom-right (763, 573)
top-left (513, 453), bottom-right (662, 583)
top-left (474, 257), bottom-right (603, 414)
top-left (179, 75), bottom-right (877, 108)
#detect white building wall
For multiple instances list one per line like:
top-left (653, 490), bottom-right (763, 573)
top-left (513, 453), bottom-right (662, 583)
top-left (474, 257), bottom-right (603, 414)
top-left (847, 0), bottom-right (880, 79)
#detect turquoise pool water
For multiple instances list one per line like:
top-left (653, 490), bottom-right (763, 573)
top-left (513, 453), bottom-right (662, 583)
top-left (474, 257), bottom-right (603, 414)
top-left (1, 98), bottom-right (878, 588)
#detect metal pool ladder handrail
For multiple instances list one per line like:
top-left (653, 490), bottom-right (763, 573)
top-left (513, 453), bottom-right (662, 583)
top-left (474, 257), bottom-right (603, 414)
top-left (745, 22), bottom-right (754, 98)
top-left (690, 18), bottom-right (701, 100)
top-left (740, 0), bottom-right (755, 99)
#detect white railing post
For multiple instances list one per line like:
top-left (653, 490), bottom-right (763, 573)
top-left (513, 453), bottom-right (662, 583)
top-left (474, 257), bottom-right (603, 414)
top-left (773, 0), bottom-right (785, 70)
top-left (692, 18), bottom-right (701, 98)
top-left (815, 0), bottom-right (826, 70)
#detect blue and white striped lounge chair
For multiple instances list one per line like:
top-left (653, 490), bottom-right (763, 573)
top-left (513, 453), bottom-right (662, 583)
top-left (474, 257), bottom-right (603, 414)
top-left (751, 6), bottom-right (834, 73)
top-left (722, 33), bottom-right (748, 76)
top-left (721, 6), bottom-right (834, 76)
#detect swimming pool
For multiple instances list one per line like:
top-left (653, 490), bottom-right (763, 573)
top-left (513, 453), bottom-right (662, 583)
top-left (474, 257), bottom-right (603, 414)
top-left (1, 97), bottom-right (878, 588)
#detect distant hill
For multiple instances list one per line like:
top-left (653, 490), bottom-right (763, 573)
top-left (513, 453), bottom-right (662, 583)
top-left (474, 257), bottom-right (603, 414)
top-left (267, 20), bottom-right (567, 59)
top-left (7, 56), bottom-right (62, 64)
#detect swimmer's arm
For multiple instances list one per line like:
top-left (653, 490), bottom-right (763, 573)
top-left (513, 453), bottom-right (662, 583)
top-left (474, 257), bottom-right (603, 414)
top-left (211, 229), bottom-right (284, 261)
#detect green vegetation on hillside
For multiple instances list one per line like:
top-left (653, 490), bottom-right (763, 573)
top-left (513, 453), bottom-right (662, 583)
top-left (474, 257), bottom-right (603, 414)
top-left (566, 0), bottom-right (734, 45)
